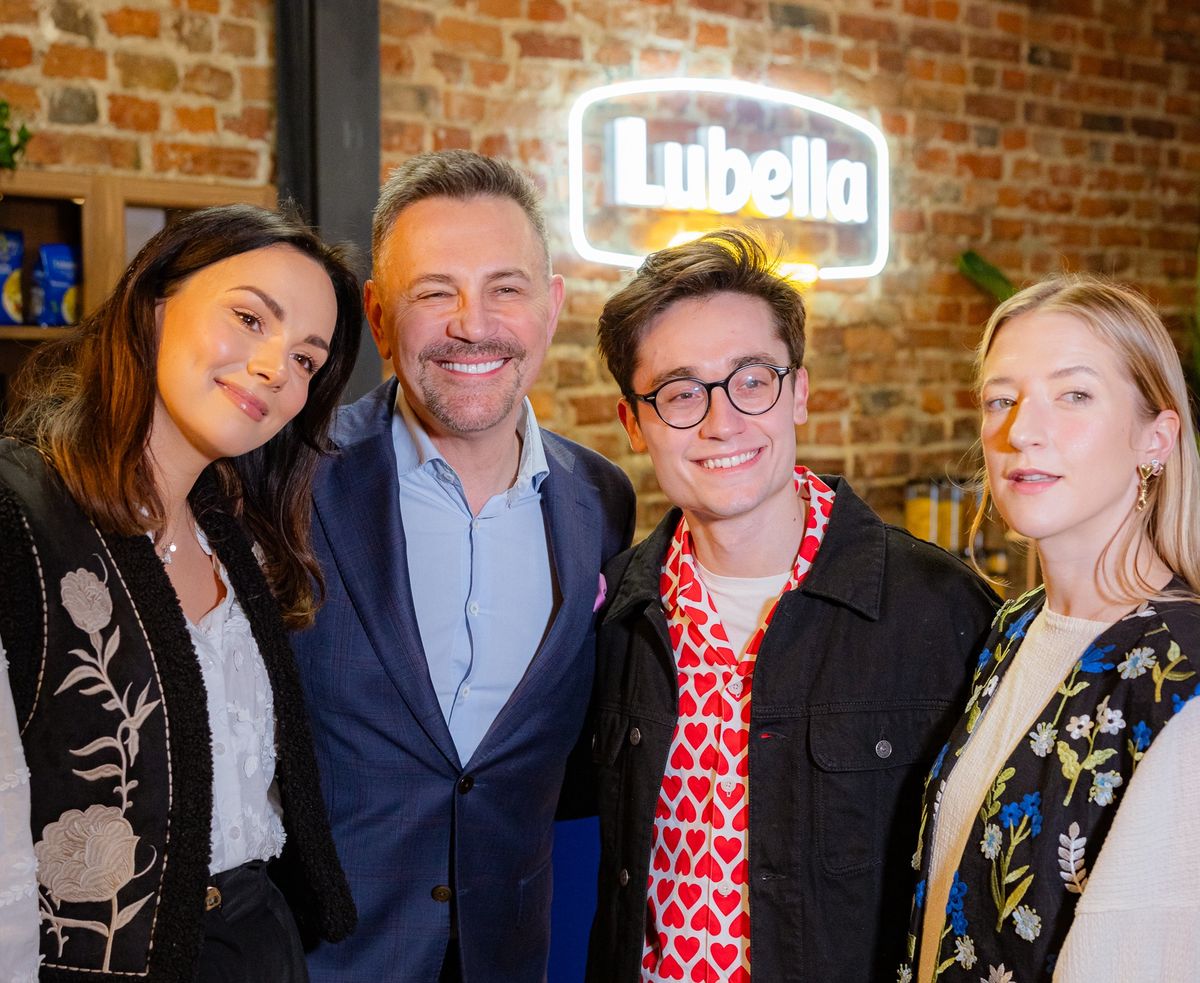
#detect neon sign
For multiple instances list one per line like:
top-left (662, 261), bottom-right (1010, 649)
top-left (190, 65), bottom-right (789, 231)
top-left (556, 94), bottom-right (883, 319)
top-left (568, 78), bottom-right (890, 281)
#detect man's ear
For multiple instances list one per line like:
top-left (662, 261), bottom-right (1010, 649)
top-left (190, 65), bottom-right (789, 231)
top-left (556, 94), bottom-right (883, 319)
top-left (618, 397), bottom-right (648, 454)
top-left (545, 273), bottom-right (565, 345)
top-left (363, 279), bottom-right (391, 362)
top-left (791, 366), bottom-right (810, 427)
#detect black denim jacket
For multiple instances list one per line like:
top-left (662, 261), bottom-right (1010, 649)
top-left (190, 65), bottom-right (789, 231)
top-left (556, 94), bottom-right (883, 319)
top-left (585, 476), bottom-right (999, 983)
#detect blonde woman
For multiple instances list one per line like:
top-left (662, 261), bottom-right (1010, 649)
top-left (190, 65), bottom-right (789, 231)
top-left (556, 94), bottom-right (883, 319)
top-left (901, 276), bottom-right (1200, 983)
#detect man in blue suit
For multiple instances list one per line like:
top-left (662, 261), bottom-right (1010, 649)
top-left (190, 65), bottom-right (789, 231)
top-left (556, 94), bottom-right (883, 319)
top-left (293, 151), bottom-right (635, 982)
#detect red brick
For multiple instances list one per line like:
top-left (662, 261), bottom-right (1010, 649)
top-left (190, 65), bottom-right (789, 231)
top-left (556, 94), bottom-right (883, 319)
top-left (839, 14), bottom-right (898, 43)
top-left (116, 51), bottom-right (178, 90)
top-left (965, 92), bottom-right (1016, 121)
top-left (224, 105), bottom-right (271, 139)
top-left (931, 211), bottom-right (984, 237)
top-left (0, 80), bottom-right (38, 112)
top-left (108, 93), bottom-right (159, 131)
top-left (153, 141), bottom-right (260, 179)
top-left (478, 0), bottom-right (521, 14)
top-left (219, 21), bottom-right (256, 57)
top-left (470, 60), bottom-right (509, 86)
top-left (514, 30), bottom-right (582, 60)
top-left (911, 26), bottom-right (961, 54)
top-left (996, 10), bottom-right (1025, 33)
top-left (381, 118), bottom-right (424, 154)
top-left (174, 105), bottom-right (216, 133)
top-left (432, 126), bottom-right (471, 150)
top-left (696, 21), bottom-right (728, 47)
top-left (435, 17), bottom-right (503, 57)
top-left (478, 132), bottom-right (512, 157)
top-left (443, 91), bottom-right (486, 124)
top-left (931, 0), bottom-right (959, 21)
top-left (639, 47), bottom-right (682, 74)
top-left (44, 42), bottom-right (107, 79)
top-left (957, 152), bottom-right (1003, 179)
top-left (528, 0), bottom-right (566, 21)
top-left (26, 131), bottom-right (138, 169)
top-left (379, 42), bottom-right (413, 75)
top-left (239, 65), bottom-right (270, 101)
top-left (0, 34), bottom-right (32, 69)
top-left (0, 0), bottom-right (35, 24)
top-left (969, 35), bottom-right (1019, 62)
top-left (381, 3), bottom-right (433, 38)
top-left (991, 217), bottom-right (1025, 240)
top-left (432, 51), bottom-right (464, 83)
top-left (104, 7), bottom-right (159, 37)
top-left (182, 63), bottom-right (234, 99)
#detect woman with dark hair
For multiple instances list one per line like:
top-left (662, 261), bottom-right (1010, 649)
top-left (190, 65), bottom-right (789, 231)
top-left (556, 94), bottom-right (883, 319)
top-left (901, 275), bottom-right (1200, 983)
top-left (0, 204), bottom-right (360, 981)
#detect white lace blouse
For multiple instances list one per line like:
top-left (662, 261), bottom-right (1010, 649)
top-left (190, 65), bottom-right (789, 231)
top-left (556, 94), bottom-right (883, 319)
top-left (190, 529), bottom-right (286, 875)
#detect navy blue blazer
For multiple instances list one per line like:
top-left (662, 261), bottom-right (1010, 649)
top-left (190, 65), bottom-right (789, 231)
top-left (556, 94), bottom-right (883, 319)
top-left (293, 380), bottom-right (635, 983)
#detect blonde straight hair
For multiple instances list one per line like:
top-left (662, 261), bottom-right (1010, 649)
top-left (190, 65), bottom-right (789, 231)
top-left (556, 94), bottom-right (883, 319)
top-left (968, 274), bottom-right (1200, 600)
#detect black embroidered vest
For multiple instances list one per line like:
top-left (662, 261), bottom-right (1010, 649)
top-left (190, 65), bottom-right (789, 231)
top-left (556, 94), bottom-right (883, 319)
top-left (901, 587), bottom-right (1199, 983)
top-left (0, 441), bottom-right (355, 982)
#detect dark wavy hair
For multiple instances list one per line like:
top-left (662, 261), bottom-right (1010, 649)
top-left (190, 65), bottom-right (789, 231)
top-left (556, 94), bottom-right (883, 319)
top-left (5, 203), bottom-right (362, 628)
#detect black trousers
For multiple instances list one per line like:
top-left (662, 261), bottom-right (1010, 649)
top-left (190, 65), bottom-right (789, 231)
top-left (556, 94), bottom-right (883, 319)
top-left (196, 861), bottom-right (308, 983)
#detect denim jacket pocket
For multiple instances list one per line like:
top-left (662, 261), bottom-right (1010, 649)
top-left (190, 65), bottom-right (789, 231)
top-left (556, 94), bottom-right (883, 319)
top-left (810, 704), bottom-right (950, 875)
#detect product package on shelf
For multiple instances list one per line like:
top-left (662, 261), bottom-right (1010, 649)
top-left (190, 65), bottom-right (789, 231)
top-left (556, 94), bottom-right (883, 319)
top-left (0, 230), bottom-right (24, 325)
top-left (30, 243), bottom-right (80, 326)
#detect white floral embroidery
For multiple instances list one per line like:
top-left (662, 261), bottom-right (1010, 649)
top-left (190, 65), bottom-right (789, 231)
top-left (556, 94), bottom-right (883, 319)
top-left (982, 964), bottom-right (1015, 983)
top-left (982, 674), bottom-right (1000, 698)
top-left (1012, 904), bottom-right (1041, 941)
top-left (980, 823), bottom-right (1002, 860)
top-left (1098, 706), bottom-right (1126, 735)
top-left (1027, 721), bottom-right (1056, 757)
top-left (1117, 646), bottom-right (1157, 679)
top-left (1089, 769), bottom-right (1123, 806)
top-left (955, 935), bottom-right (978, 969)
top-left (59, 567), bottom-right (113, 635)
top-left (896, 966), bottom-right (913, 983)
top-left (1066, 714), bottom-right (1092, 740)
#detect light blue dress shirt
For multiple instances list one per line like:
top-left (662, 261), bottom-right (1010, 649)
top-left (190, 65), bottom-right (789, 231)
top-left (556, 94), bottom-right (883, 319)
top-left (391, 391), bottom-right (556, 766)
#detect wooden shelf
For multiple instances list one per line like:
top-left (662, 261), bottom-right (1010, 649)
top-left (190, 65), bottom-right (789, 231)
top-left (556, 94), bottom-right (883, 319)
top-left (0, 326), bottom-right (73, 341)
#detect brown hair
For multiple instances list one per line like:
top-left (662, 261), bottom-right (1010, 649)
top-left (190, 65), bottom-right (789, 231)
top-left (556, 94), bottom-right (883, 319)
top-left (597, 229), bottom-right (806, 398)
top-left (969, 273), bottom-right (1200, 600)
top-left (372, 149), bottom-right (550, 273)
top-left (5, 203), bottom-right (362, 628)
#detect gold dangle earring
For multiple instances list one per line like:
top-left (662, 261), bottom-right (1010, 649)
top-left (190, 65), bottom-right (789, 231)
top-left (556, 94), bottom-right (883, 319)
top-left (1136, 459), bottom-right (1163, 512)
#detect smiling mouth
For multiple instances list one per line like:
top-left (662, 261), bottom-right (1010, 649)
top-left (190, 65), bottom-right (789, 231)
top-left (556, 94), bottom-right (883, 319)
top-left (217, 381), bottom-right (267, 421)
top-left (1010, 471), bottom-right (1058, 483)
top-left (437, 359), bottom-right (506, 375)
top-left (700, 449), bottom-right (760, 470)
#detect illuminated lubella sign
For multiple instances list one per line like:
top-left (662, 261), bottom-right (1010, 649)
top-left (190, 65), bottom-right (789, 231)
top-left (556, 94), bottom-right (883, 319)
top-left (568, 78), bottom-right (890, 281)
top-left (610, 118), bottom-right (869, 224)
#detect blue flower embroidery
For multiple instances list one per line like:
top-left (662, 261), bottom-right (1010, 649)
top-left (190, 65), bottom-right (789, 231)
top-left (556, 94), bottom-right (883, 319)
top-left (999, 793), bottom-right (1042, 836)
top-left (976, 646), bottom-right (993, 670)
top-left (915, 879), bottom-right (926, 909)
top-left (946, 871), bottom-right (969, 936)
top-left (1171, 683), bottom-right (1200, 715)
top-left (1078, 642), bottom-right (1117, 673)
top-left (930, 743), bottom-right (949, 780)
top-left (1131, 720), bottom-right (1152, 752)
top-left (1004, 608), bottom-right (1037, 642)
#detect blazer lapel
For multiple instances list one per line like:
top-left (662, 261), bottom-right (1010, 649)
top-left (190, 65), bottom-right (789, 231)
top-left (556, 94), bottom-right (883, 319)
top-left (313, 381), bottom-right (460, 769)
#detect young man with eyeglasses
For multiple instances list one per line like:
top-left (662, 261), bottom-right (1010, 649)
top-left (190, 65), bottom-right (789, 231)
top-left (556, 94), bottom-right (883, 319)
top-left (586, 230), bottom-right (998, 983)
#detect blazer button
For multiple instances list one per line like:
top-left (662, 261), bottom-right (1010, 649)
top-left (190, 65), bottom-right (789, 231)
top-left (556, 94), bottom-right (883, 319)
top-left (431, 885), bottom-right (453, 903)
top-left (629, 727), bottom-right (642, 746)
top-left (458, 775), bottom-right (474, 794)
top-left (618, 868), bottom-right (630, 887)
top-left (875, 739), bottom-right (893, 759)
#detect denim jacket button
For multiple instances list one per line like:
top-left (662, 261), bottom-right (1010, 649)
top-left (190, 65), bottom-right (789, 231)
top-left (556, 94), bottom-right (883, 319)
top-left (629, 727), bottom-right (642, 746)
top-left (875, 739), bottom-right (893, 759)
top-left (618, 868), bottom-right (630, 887)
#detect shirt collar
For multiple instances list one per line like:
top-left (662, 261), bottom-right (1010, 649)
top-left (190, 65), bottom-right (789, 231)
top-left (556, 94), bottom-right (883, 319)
top-left (390, 386), bottom-right (550, 494)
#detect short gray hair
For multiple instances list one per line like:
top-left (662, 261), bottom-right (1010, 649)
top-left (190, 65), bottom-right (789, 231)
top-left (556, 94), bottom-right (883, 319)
top-left (372, 150), bottom-right (551, 272)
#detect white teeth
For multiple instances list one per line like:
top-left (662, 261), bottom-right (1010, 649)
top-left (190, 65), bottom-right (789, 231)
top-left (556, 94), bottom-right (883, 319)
top-left (1016, 474), bottom-right (1054, 482)
top-left (441, 359), bottom-right (504, 374)
top-left (701, 450), bottom-right (758, 470)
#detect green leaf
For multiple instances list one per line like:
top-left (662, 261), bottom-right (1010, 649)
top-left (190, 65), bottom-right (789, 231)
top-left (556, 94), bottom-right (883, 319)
top-left (958, 250), bottom-right (1017, 302)
top-left (1081, 747), bottom-right (1118, 770)
top-left (1057, 741), bottom-right (1081, 780)
top-left (999, 873), bottom-right (1035, 923)
top-left (1005, 864), bottom-right (1029, 885)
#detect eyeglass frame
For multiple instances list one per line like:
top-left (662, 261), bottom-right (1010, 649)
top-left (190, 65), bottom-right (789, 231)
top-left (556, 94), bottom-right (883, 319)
top-left (629, 362), bottom-right (796, 430)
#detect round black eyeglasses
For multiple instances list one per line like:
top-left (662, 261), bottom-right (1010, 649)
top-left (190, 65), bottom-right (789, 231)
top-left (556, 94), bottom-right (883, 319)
top-left (632, 362), bottom-right (794, 430)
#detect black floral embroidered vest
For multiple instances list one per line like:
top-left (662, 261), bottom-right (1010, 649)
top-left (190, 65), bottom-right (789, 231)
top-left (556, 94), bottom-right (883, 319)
top-left (0, 440), bottom-right (355, 982)
top-left (900, 587), bottom-right (1199, 983)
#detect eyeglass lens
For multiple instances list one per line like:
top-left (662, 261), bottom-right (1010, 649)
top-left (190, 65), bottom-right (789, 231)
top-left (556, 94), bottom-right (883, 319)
top-left (655, 364), bottom-right (783, 428)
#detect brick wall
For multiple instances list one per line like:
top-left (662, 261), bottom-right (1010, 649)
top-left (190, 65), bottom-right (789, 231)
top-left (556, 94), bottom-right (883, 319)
top-left (0, 0), bottom-right (273, 183)
top-left (379, 0), bottom-right (1200, 528)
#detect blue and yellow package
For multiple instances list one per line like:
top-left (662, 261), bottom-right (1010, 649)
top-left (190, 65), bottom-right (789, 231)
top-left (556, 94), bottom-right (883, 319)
top-left (30, 243), bottom-right (80, 327)
top-left (0, 230), bottom-right (24, 325)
